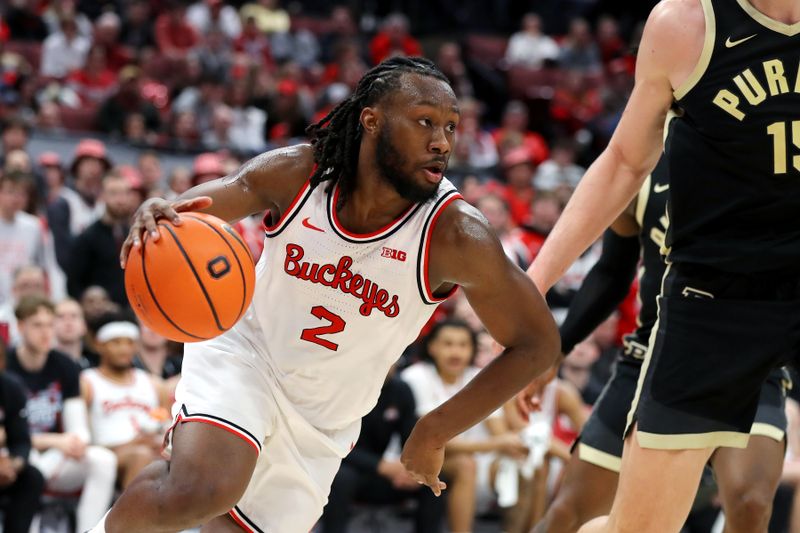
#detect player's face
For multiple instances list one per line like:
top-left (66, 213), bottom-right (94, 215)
top-left (19, 308), bottom-right (55, 355)
top-left (428, 326), bottom-right (474, 378)
top-left (376, 74), bottom-right (459, 203)
top-left (100, 337), bottom-right (137, 371)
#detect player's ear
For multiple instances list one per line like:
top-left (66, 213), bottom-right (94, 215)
top-left (360, 107), bottom-right (379, 137)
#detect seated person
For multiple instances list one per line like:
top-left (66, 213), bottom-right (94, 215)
top-left (401, 319), bottom-right (528, 533)
top-left (7, 296), bottom-right (116, 532)
top-left (81, 313), bottom-right (170, 488)
top-left (0, 338), bottom-right (45, 533)
top-left (321, 367), bottom-right (445, 533)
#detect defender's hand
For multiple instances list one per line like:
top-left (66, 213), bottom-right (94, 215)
top-left (121, 196), bottom-right (213, 268)
top-left (401, 420), bottom-right (448, 497)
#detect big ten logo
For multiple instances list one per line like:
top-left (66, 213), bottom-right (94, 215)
top-left (381, 247), bottom-right (407, 262)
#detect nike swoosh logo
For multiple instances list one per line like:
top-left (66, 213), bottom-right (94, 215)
top-left (725, 34), bottom-right (756, 48)
top-left (654, 183), bottom-right (669, 193)
top-left (302, 217), bottom-right (325, 232)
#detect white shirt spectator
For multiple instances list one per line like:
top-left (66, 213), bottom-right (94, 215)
top-left (187, 2), bottom-right (242, 40)
top-left (534, 159), bottom-right (585, 191)
top-left (40, 31), bottom-right (91, 78)
top-left (229, 106), bottom-right (268, 154)
top-left (505, 32), bottom-right (560, 68)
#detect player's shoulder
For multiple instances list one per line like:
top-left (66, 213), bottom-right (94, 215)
top-left (647, 0), bottom-right (704, 31)
top-left (640, 0), bottom-right (705, 72)
top-left (432, 197), bottom-right (496, 249)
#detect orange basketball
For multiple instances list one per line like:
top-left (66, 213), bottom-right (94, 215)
top-left (125, 212), bottom-right (256, 343)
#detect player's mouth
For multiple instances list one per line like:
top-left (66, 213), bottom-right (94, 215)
top-left (421, 160), bottom-right (446, 183)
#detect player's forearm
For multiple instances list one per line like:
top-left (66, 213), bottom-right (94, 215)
top-left (528, 148), bottom-right (647, 294)
top-left (415, 339), bottom-right (558, 446)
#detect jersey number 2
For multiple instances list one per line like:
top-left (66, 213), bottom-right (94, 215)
top-left (301, 306), bottom-right (346, 351)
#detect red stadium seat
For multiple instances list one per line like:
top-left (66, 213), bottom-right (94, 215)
top-left (60, 104), bottom-right (99, 133)
top-left (5, 40), bottom-right (42, 72)
top-left (465, 34), bottom-right (508, 68)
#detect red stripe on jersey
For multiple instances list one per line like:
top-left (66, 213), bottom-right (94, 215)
top-left (228, 509), bottom-right (256, 532)
top-left (422, 194), bottom-right (463, 302)
top-left (180, 416), bottom-right (261, 455)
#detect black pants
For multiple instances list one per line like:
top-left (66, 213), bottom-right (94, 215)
top-left (321, 462), bottom-right (445, 533)
top-left (0, 464), bottom-right (45, 533)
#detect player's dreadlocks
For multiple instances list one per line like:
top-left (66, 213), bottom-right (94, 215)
top-left (306, 56), bottom-right (450, 200)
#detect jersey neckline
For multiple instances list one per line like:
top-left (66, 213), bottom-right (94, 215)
top-left (327, 181), bottom-right (423, 243)
top-left (736, 0), bottom-right (800, 36)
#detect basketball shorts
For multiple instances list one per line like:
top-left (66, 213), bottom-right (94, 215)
top-left (577, 355), bottom-right (790, 472)
top-left (166, 325), bottom-right (351, 533)
top-left (627, 262), bottom-right (800, 450)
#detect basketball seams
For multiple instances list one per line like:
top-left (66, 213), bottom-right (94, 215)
top-left (159, 223), bottom-right (227, 332)
top-left (138, 231), bottom-right (206, 341)
top-left (181, 214), bottom-right (251, 328)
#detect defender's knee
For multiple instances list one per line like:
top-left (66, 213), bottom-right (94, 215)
top-left (539, 494), bottom-right (585, 533)
top-left (724, 485), bottom-right (773, 531)
top-left (449, 453), bottom-right (476, 482)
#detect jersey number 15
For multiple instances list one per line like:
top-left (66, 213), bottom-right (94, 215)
top-left (767, 121), bottom-right (800, 174)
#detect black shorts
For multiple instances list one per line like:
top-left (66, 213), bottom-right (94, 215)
top-left (578, 355), bottom-right (789, 471)
top-left (627, 262), bottom-right (800, 449)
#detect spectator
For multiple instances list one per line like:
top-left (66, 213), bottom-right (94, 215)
top-left (5, 0), bottom-right (48, 42)
top-left (35, 102), bottom-right (65, 134)
top-left (40, 14), bottom-right (91, 79)
top-left (81, 314), bottom-right (169, 488)
top-left (402, 320), bottom-right (528, 533)
top-left (234, 15), bottom-right (273, 67)
top-left (322, 369), bottom-right (445, 533)
top-left (504, 13), bottom-right (560, 68)
top-left (559, 339), bottom-right (602, 403)
top-left (202, 103), bottom-right (234, 151)
top-left (96, 65), bottom-right (161, 137)
top-left (369, 13), bottom-right (422, 65)
top-left (155, 0), bottom-right (201, 61)
top-left (43, 0), bottom-right (93, 38)
top-left (187, 0), bottom-right (242, 40)
top-left (3, 149), bottom-right (31, 174)
top-left (436, 42), bottom-right (475, 99)
top-left (47, 139), bottom-right (111, 272)
top-left (271, 23), bottom-right (321, 70)
top-left (450, 98), bottom-right (498, 173)
top-left (520, 191), bottom-right (563, 260)
top-left (596, 15), bottom-right (626, 65)
top-left (226, 82), bottom-right (267, 154)
top-left (66, 45), bottom-right (119, 105)
top-left (193, 28), bottom-right (234, 82)
top-left (93, 12), bottom-right (132, 74)
top-left (240, 0), bottom-right (291, 35)
top-left (0, 337), bottom-right (45, 533)
top-left (0, 265), bottom-right (47, 348)
top-left (500, 147), bottom-right (537, 226)
top-left (0, 116), bottom-right (30, 159)
top-left (319, 6), bottom-right (365, 64)
top-left (166, 166), bottom-right (192, 199)
top-left (122, 112), bottom-right (154, 147)
top-left (492, 101), bottom-right (549, 165)
top-left (166, 110), bottom-right (201, 152)
top-left (68, 171), bottom-right (134, 307)
top-left (54, 298), bottom-right (97, 369)
top-left (0, 35), bottom-right (32, 108)
top-left (0, 172), bottom-right (65, 306)
top-left (7, 296), bottom-right (116, 532)
top-left (80, 285), bottom-right (119, 324)
top-left (534, 139), bottom-right (585, 192)
top-left (476, 192), bottom-right (531, 269)
top-left (119, 0), bottom-right (155, 51)
top-left (559, 18), bottom-right (602, 75)
top-left (173, 72), bottom-right (226, 133)
top-left (262, 78), bottom-right (309, 142)
top-left (550, 69), bottom-right (602, 134)
top-left (137, 151), bottom-right (164, 196)
top-left (191, 151), bottom-right (225, 186)
top-left (133, 323), bottom-right (182, 380)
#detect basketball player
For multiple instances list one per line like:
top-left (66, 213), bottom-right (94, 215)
top-left (81, 314), bottom-right (170, 488)
top-left (93, 57), bottom-right (559, 533)
top-left (523, 0), bottom-right (800, 531)
top-left (525, 145), bottom-right (789, 533)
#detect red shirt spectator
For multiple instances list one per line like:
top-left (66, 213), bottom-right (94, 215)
top-left (67, 47), bottom-right (118, 105)
top-left (369, 13), bottom-right (422, 65)
top-left (491, 100), bottom-right (549, 165)
top-left (155, 2), bottom-right (200, 59)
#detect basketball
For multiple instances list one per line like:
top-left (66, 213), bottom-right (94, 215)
top-left (124, 212), bottom-right (256, 343)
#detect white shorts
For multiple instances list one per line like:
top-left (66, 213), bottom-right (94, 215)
top-left (169, 329), bottom-right (347, 532)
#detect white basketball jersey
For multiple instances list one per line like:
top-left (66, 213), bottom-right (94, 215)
top-left (235, 177), bottom-right (462, 434)
top-left (83, 368), bottom-right (160, 447)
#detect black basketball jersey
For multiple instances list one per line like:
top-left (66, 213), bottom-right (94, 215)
top-left (666, 0), bottom-right (800, 272)
top-left (623, 147), bottom-right (671, 361)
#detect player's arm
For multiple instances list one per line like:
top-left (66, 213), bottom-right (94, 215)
top-left (401, 201), bottom-right (559, 494)
top-left (559, 204), bottom-right (640, 359)
top-left (121, 144), bottom-right (315, 267)
top-left (527, 0), bottom-right (701, 293)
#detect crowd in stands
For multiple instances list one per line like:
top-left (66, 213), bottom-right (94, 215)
top-left (1, 1), bottom-right (799, 532)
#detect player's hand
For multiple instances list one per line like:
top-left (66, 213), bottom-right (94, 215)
top-left (58, 433), bottom-right (88, 460)
top-left (401, 421), bottom-right (447, 497)
top-left (378, 460), bottom-right (419, 490)
top-left (121, 196), bottom-right (213, 268)
top-left (492, 432), bottom-right (529, 460)
top-left (516, 360), bottom-right (560, 421)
